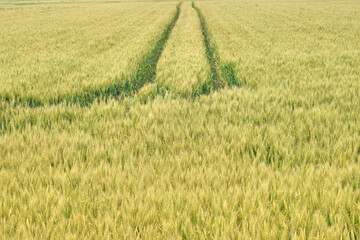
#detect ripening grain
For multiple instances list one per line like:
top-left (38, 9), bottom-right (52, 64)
top-left (195, 0), bottom-right (360, 165)
top-left (156, 2), bottom-right (209, 97)
top-left (0, 2), bottom-right (176, 103)
top-left (1, 0), bottom-right (360, 239)
top-left (1, 86), bottom-right (360, 238)
top-left (197, 0), bottom-right (360, 89)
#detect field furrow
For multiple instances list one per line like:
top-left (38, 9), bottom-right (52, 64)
top-left (155, 2), bottom-right (209, 98)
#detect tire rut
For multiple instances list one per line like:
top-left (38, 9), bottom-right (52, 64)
top-left (0, 2), bottom-right (183, 108)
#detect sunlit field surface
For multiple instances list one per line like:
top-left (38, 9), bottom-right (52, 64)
top-left (0, 2), bottom-right (176, 103)
top-left (1, 0), bottom-right (360, 239)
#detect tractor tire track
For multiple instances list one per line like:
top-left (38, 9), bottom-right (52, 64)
top-left (192, 1), bottom-right (240, 94)
top-left (0, 2), bottom-right (182, 108)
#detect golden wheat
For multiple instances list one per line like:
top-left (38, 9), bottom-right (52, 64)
top-left (0, 2), bottom-right (176, 103)
top-left (156, 2), bottom-right (209, 98)
top-left (1, 0), bottom-right (360, 239)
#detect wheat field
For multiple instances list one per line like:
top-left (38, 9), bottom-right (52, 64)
top-left (1, 0), bottom-right (360, 239)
